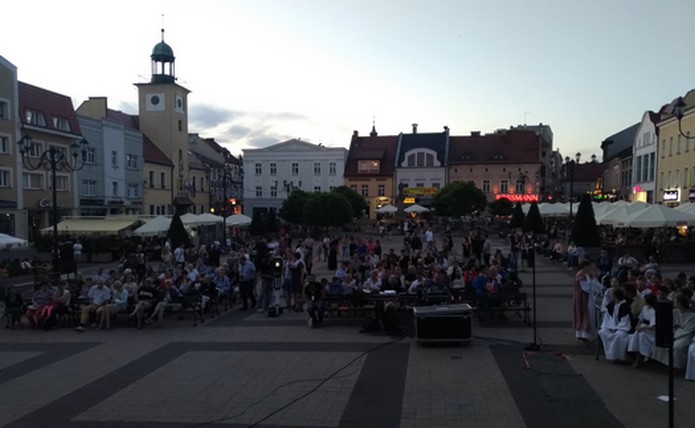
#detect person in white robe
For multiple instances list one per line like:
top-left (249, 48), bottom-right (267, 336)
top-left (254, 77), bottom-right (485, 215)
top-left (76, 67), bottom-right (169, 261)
top-left (598, 288), bottom-right (632, 362)
top-left (685, 338), bottom-right (695, 381)
top-left (652, 294), bottom-right (695, 369)
top-left (628, 293), bottom-right (657, 368)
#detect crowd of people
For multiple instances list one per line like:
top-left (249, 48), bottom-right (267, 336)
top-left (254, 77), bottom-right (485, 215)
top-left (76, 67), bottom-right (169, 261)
top-left (572, 253), bottom-right (695, 381)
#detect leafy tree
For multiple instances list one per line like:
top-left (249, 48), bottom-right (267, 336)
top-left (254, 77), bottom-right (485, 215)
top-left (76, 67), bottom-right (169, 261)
top-left (510, 203), bottom-right (525, 229)
top-left (266, 209), bottom-right (279, 234)
top-left (524, 202), bottom-right (544, 233)
top-left (571, 194), bottom-right (601, 247)
top-left (279, 190), bottom-right (310, 225)
top-left (332, 186), bottom-right (368, 219)
top-left (167, 213), bottom-right (191, 248)
top-left (431, 181), bottom-right (487, 217)
top-left (488, 197), bottom-right (514, 217)
top-left (304, 192), bottom-right (353, 227)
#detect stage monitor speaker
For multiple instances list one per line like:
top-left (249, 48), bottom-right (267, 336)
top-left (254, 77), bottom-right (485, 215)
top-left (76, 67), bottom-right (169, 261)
top-left (655, 300), bottom-right (673, 347)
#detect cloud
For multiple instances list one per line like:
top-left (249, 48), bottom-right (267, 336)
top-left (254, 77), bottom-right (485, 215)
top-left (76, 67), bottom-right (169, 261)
top-left (189, 104), bottom-right (239, 128)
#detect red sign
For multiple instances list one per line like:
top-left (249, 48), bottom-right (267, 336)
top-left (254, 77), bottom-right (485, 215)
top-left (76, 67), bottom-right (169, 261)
top-left (495, 194), bottom-right (539, 203)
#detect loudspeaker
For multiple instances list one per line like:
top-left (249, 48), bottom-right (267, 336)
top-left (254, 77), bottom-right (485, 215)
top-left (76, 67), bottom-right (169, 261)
top-left (655, 300), bottom-right (673, 347)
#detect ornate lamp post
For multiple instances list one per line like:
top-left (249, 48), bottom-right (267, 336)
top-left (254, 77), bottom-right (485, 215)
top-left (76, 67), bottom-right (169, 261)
top-left (17, 133), bottom-right (89, 271)
top-left (674, 97), bottom-right (695, 140)
top-left (565, 152), bottom-right (582, 220)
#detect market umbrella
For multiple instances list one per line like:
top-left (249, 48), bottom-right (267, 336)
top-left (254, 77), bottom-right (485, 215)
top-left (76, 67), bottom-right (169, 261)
top-left (403, 203), bottom-right (430, 213)
top-left (376, 204), bottom-right (398, 214)
top-left (538, 202), bottom-right (569, 217)
top-left (226, 214), bottom-right (252, 226)
top-left (597, 204), bottom-right (648, 226)
top-left (132, 216), bottom-right (172, 237)
top-left (0, 233), bottom-right (28, 249)
top-left (618, 204), bottom-right (695, 228)
top-left (675, 202), bottom-right (695, 215)
top-left (180, 213), bottom-right (204, 226)
top-left (196, 213), bottom-right (224, 225)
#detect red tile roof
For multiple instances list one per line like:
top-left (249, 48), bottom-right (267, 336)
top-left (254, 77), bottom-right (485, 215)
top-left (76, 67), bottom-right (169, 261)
top-left (448, 130), bottom-right (541, 165)
top-left (18, 81), bottom-right (81, 136)
top-left (143, 135), bottom-right (173, 166)
top-left (188, 151), bottom-right (208, 171)
top-left (344, 132), bottom-right (399, 177)
top-left (106, 109), bottom-right (139, 130)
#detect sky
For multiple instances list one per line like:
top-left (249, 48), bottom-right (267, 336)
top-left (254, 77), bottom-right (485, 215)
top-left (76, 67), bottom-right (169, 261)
top-left (3, 0), bottom-right (695, 159)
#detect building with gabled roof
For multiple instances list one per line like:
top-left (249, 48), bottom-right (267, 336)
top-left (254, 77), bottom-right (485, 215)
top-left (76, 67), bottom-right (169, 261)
top-left (344, 124), bottom-right (399, 219)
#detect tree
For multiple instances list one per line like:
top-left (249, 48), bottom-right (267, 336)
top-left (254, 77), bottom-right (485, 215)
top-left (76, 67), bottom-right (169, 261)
top-left (571, 194), bottom-right (601, 247)
top-left (304, 192), bottom-right (354, 227)
top-left (524, 202), bottom-right (544, 233)
top-left (167, 213), bottom-right (191, 248)
top-left (266, 209), bottom-right (279, 234)
top-left (488, 197), bottom-right (514, 217)
top-left (250, 211), bottom-right (265, 236)
top-left (332, 186), bottom-right (368, 219)
top-left (431, 181), bottom-right (487, 217)
top-left (509, 203), bottom-right (525, 229)
top-left (279, 190), bottom-right (310, 225)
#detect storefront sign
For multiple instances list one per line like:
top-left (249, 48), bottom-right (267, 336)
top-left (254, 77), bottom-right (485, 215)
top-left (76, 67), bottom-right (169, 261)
top-left (663, 189), bottom-right (680, 202)
top-left (403, 187), bottom-right (438, 196)
top-left (495, 194), bottom-right (539, 203)
top-left (403, 197), bottom-right (416, 204)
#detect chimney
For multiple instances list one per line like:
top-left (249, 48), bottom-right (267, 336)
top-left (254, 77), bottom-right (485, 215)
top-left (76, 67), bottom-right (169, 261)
top-left (443, 126), bottom-right (449, 132)
top-left (471, 131), bottom-right (481, 137)
top-left (353, 130), bottom-right (358, 138)
top-left (412, 123), bottom-right (418, 134)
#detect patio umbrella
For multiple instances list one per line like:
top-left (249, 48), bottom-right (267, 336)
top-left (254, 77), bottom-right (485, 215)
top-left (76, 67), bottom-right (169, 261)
top-left (619, 204), bottom-right (695, 228)
top-left (180, 213), bottom-right (204, 226)
top-left (0, 233), bottom-right (28, 249)
top-left (196, 213), bottom-right (224, 225)
top-left (133, 216), bottom-right (172, 237)
top-left (226, 214), bottom-right (252, 226)
top-left (675, 202), bottom-right (695, 215)
top-left (538, 203), bottom-right (569, 217)
top-left (403, 203), bottom-right (430, 213)
top-left (376, 204), bottom-right (398, 214)
top-left (597, 204), bottom-right (648, 226)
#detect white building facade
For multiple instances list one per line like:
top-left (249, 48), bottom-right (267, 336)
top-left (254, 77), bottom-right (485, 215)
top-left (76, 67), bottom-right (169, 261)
top-left (242, 139), bottom-right (348, 216)
top-left (631, 111), bottom-right (659, 203)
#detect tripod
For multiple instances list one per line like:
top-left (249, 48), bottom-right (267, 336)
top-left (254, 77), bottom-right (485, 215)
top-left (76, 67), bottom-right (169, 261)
top-left (267, 274), bottom-right (285, 317)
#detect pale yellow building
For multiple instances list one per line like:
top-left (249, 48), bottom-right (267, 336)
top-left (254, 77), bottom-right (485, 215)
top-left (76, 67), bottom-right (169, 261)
top-left (143, 137), bottom-right (174, 216)
top-left (656, 90), bottom-right (695, 206)
top-left (0, 56), bottom-right (23, 237)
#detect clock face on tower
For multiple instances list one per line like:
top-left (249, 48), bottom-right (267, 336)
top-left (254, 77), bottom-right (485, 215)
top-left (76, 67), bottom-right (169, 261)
top-left (146, 93), bottom-right (166, 111)
top-left (175, 95), bottom-right (185, 114)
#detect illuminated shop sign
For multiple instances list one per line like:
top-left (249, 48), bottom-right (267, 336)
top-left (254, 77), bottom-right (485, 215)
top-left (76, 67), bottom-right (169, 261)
top-left (663, 189), bottom-right (680, 202)
top-left (494, 194), bottom-right (539, 203)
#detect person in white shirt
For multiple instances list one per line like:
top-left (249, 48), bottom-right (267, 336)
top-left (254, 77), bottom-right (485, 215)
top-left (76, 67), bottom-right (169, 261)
top-left (75, 281), bottom-right (112, 332)
top-left (363, 270), bottom-right (382, 292)
top-left (73, 240), bottom-right (83, 262)
top-left (174, 244), bottom-right (186, 265)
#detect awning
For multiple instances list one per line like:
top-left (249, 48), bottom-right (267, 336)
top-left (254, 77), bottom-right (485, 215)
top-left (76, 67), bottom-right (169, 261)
top-left (40, 218), bottom-right (140, 234)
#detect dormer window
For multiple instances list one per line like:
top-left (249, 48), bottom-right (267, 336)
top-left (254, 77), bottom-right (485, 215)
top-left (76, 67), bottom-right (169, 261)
top-left (25, 109), bottom-right (46, 126)
top-left (52, 116), bottom-right (71, 132)
top-left (402, 149), bottom-right (439, 167)
top-left (358, 160), bottom-right (380, 173)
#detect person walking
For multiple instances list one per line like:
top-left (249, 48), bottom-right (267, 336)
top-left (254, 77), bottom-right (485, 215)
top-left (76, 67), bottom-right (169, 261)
top-left (238, 254), bottom-right (257, 311)
top-left (573, 260), bottom-right (603, 341)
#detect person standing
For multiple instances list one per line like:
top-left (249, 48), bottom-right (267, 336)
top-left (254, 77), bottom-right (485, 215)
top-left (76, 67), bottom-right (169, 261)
top-left (573, 260), bottom-right (603, 341)
top-left (237, 255), bottom-right (257, 311)
top-left (73, 239), bottom-right (83, 263)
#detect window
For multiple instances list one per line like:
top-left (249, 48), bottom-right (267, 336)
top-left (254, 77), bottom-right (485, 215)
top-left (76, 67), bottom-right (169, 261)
top-left (160, 172), bottom-right (166, 189)
top-left (256, 186), bottom-right (263, 197)
top-left (270, 186), bottom-right (278, 198)
top-left (515, 180), bottom-right (524, 194)
top-left (669, 137), bottom-right (673, 156)
top-left (112, 181), bottom-right (119, 197)
top-left (82, 180), bottom-right (97, 196)
top-left (329, 162), bottom-right (336, 176)
top-left (0, 99), bottom-right (9, 119)
top-left (111, 150), bottom-right (118, 168)
top-left (432, 182), bottom-right (440, 190)
top-left (0, 169), bottom-right (10, 187)
top-left (128, 184), bottom-right (139, 198)
top-left (350, 184), bottom-right (357, 192)
top-left (314, 162), bottom-right (321, 175)
top-left (402, 149), bottom-right (439, 167)
top-left (329, 186), bottom-right (336, 191)
top-left (292, 163), bottom-right (299, 175)
top-left (361, 185), bottom-right (369, 196)
top-left (149, 205), bottom-right (155, 216)
top-left (426, 153), bottom-right (434, 166)
top-left (255, 163), bottom-right (262, 175)
top-left (314, 186), bottom-right (321, 192)
top-left (677, 136), bottom-right (681, 154)
top-left (23, 172), bottom-right (43, 189)
top-left (377, 184), bottom-right (385, 196)
top-left (26, 141), bottom-right (43, 158)
top-left (358, 160), bottom-right (380, 173)
top-left (500, 180), bottom-right (508, 193)
top-left (25, 109), bottom-right (46, 126)
top-left (407, 154), bottom-right (415, 167)
top-left (0, 135), bottom-right (8, 154)
top-left (52, 116), bottom-right (71, 132)
top-left (55, 175), bottom-right (69, 191)
top-left (649, 153), bottom-right (655, 181)
top-left (270, 163), bottom-right (277, 175)
top-left (416, 182), bottom-right (425, 188)
top-left (635, 156), bottom-right (642, 182)
top-left (149, 171), bottom-right (154, 188)
top-left (126, 154), bottom-right (138, 169)
top-left (86, 147), bottom-right (96, 164)
top-left (178, 120), bottom-right (182, 132)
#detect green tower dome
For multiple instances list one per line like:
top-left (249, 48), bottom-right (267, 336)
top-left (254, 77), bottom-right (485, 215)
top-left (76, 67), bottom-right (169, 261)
top-left (151, 40), bottom-right (174, 62)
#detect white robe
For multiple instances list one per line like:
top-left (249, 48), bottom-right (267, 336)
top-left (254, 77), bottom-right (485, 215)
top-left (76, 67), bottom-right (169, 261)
top-left (577, 276), bottom-right (603, 339)
top-left (599, 300), bottom-right (632, 361)
top-left (685, 340), bottom-right (695, 381)
top-left (628, 306), bottom-right (656, 358)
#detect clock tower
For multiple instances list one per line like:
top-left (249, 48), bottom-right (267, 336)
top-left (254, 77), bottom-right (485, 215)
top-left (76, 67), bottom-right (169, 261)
top-left (136, 29), bottom-right (192, 213)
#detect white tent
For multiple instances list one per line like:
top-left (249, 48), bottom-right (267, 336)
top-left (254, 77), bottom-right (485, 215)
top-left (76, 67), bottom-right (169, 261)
top-left (619, 204), bottom-right (695, 228)
top-left (196, 213), bottom-right (224, 225)
top-left (226, 214), bottom-right (252, 226)
top-left (675, 202), bottom-right (695, 216)
top-left (597, 204), bottom-right (648, 226)
top-left (0, 233), bottom-right (28, 249)
top-left (180, 213), bottom-right (204, 226)
top-left (132, 216), bottom-right (172, 237)
top-left (403, 203), bottom-right (430, 213)
top-left (538, 203), bottom-right (569, 217)
top-left (376, 204), bottom-right (398, 214)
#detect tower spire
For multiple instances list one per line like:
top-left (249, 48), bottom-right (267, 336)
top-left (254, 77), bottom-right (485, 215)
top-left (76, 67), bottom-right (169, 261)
top-left (370, 116), bottom-right (378, 137)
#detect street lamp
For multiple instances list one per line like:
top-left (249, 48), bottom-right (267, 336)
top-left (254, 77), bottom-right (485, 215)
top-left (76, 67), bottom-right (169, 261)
top-left (674, 97), bottom-right (695, 140)
top-left (17, 133), bottom-right (89, 273)
top-left (565, 152), bottom-right (581, 220)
